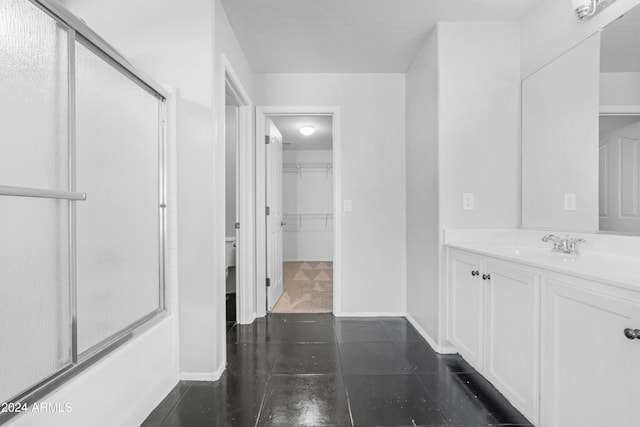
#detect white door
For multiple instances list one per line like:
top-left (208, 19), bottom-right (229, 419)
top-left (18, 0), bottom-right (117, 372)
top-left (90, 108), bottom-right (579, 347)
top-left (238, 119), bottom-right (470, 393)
top-left (484, 261), bottom-right (540, 424)
top-left (541, 277), bottom-right (640, 427)
top-left (265, 118), bottom-right (283, 311)
top-left (448, 250), bottom-right (485, 369)
top-left (599, 118), bottom-right (640, 233)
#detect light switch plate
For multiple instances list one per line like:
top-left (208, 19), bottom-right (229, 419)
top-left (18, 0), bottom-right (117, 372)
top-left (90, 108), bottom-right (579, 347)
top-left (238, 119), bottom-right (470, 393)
top-left (343, 199), bottom-right (352, 212)
top-left (462, 193), bottom-right (475, 211)
top-left (564, 193), bottom-right (576, 211)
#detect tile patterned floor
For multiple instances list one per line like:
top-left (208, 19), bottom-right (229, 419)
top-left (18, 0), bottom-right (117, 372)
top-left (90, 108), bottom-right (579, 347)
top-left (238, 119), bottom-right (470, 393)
top-left (272, 262), bottom-right (333, 313)
top-left (142, 314), bottom-right (532, 427)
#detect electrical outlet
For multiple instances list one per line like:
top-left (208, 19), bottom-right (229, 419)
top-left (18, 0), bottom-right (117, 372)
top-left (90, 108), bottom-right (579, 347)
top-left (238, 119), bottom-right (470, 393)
top-left (462, 193), bottom-right (475, 211)
top-left (343, 199), bottom-right (352, 212)
top-left (564, 193), bottom-right (576, 211)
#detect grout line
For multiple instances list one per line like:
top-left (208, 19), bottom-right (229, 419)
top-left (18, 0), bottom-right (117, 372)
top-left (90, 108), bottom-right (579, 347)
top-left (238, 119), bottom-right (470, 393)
top-left (413, 372), bottom-right (449, 424)
top-left (157, 383), bottom-right (192, 427)
top-left (334, 322), bottom-right (355, 427)
top-left (253, 374), bottom-right (271, 427)
top-left (253, 331), bottom-right (277, 427)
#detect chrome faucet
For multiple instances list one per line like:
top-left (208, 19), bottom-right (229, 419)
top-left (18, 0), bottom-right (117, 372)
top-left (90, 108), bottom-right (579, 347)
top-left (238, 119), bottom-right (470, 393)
top-left (542, 234), bottom-right (585, 255)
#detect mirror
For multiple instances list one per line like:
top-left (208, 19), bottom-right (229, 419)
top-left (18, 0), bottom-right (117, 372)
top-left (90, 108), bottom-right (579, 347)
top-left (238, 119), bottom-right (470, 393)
top-left (521, 3), bottom-right (640, 236)
top-left (599, 6), bottom-right (640, 234)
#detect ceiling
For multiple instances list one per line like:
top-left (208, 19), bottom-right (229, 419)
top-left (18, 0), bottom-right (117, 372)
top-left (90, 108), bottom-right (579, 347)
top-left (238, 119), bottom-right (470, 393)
top-left (220, 0), bottom-right (541, 73)
top-left (271, 116), bottom-right (333, 150)
top-left (601, 3), bottom-right (640, 72)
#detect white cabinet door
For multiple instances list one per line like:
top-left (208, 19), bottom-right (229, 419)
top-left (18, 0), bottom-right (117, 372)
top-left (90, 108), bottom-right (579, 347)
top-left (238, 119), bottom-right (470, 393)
top-left (541, 276), bottom-right (640, 427)
top-left (484, 261), bottom-right (540, 425)
top-left (449, 250), bottom-right (485, 369)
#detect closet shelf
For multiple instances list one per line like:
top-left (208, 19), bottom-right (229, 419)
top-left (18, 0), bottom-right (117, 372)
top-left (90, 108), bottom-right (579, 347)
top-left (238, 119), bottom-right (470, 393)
top-left (283, 162), bottom-right (333, 177)
top-left (283, 213), bottom-right (333, 229)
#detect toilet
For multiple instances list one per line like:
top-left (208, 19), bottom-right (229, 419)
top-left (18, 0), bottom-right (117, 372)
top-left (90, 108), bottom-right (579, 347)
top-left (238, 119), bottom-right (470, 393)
top-left (225, 237), bottom-right (237, 322)
top-left (225, 237), bottom-right (236, 278)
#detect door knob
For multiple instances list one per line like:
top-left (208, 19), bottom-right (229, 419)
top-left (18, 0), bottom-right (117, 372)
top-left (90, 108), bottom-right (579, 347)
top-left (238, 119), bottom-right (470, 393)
top-left (624, 328), bottom-right (640, 340)
top-left (482, 274), bottom-right (491, 280)
top-left (471, 270), bottom-right (479, 276)
top-left (281, 221), bottom-right (286, 227)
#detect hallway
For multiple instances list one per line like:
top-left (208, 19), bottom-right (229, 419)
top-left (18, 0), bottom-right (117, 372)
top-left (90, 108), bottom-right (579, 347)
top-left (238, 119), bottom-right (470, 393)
top-left (143, 314), bottom-right (530, 426)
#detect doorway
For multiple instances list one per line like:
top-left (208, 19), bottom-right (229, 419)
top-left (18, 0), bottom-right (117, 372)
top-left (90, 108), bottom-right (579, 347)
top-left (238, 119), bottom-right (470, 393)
top-left (222, 57), bottom-right (255, 328)
top-left (255, 107), bottom-right (341, 316)
top-left (224, 90), bottom-right (239, 328)
top-left (272, 116), bottom-right (334, 313)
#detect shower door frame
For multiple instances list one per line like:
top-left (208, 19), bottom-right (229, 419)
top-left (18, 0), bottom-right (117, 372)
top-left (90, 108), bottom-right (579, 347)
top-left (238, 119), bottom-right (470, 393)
top-left (0, 0), bottom-right (168, 424)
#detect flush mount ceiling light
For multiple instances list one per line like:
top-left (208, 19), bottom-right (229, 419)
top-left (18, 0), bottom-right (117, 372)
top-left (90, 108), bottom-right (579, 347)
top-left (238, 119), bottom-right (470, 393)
top-left (571, 0), bottom-right (617, 20)
top-left (299, 126), bottom-right (315, 136)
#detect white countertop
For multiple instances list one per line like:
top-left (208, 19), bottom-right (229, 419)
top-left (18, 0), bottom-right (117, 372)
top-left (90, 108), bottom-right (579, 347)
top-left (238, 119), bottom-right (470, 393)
top-left (447, 242), bottom-right (640, 292)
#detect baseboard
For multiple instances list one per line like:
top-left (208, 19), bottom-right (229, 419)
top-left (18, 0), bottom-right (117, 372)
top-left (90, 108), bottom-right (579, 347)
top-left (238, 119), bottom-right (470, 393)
top-left (405, 314), bottom-right (457, 355)
top-left (180, 365), bottom-right (225, 382)
top-left (334, 311), bottom-right (406, 318)
top-left (238, 311), bottom-right (257, 325)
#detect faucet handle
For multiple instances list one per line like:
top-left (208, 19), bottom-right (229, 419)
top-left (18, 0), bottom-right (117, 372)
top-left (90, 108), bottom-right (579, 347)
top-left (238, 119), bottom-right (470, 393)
top-left (569, 237), bottom-right (585, 254)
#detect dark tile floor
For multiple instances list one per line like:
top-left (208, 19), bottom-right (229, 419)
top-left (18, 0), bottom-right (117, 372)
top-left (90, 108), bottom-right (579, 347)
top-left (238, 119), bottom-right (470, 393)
top-left (142, 314), bottom-right (532, 427)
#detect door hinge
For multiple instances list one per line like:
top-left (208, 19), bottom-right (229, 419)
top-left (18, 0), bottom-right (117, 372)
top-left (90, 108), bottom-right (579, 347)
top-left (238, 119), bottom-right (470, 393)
top-left (234, 222), bottom-right (240, 230)
top-left (266, 278), bottom-right (271, 287)
top-left (266, 206), bottom-right (270, 215)
top-left (265, 135), bottom-right (270, 145)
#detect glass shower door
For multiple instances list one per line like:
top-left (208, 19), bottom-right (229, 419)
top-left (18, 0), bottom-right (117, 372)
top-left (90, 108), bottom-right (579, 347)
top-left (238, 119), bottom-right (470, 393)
top-left (0, 0), bottom-right (166, 415)
top-left (75, 40), bottom-right (163, 355)
top-left (0, 0), bottom-right (73, 404)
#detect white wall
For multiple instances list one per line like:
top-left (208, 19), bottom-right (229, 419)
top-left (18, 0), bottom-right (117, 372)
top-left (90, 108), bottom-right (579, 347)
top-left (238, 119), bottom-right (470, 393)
top-left (405, 28), bottom-right (440, 342)
top-left (255, 73), bottom-right (407, 315)
top-left (405, 22), bottom-right (521, 349)
top-left (215, 0), bottom-right (254, 100)
top-left (601, 72), bottom-right (640, 106)
top-left (212, 0), bottom-right (256, 369)
top-left (438, 22), bottom-right (521, 232)
top-left (521, 34), bottom-right (600, 232)
top-left (438, 22), bottom-right (521, 346)
top-left (283, 150), bottom-right (333, 262)
top-left (521, 0), bottom-right (640, 79)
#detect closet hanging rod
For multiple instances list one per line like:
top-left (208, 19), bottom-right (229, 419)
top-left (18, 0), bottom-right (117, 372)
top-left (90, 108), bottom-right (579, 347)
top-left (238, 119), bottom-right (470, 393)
top-left (283, 213), bottom-right (333, 217)
top-left (0, 185), bottom-right (87, 201)
top-left (283, 163), bottom-right (333, 177)
top-left (283, 162), bottom-right (333, 169)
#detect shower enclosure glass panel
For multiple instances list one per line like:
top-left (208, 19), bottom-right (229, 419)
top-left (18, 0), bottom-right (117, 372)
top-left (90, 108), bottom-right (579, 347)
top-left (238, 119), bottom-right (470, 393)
top-left (0, 0), bottom-right (166, 414)
top-left (0, 0), bottom-right (68, 189)
top-left (0, 0), bottom-right (71, 403)
top-left (0, 199), bottom-right (71, 404)
top-left (75, 41), bottom-right (162, 354)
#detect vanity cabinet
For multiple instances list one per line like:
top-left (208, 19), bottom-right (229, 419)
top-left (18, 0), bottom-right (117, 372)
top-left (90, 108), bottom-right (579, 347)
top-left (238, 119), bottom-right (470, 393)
top-left (448, 246), bottom-right (640, 427)
top-left (448, 250), bottom-right (541, 424)
top-left (541, 274), bottom-right (640, 427)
